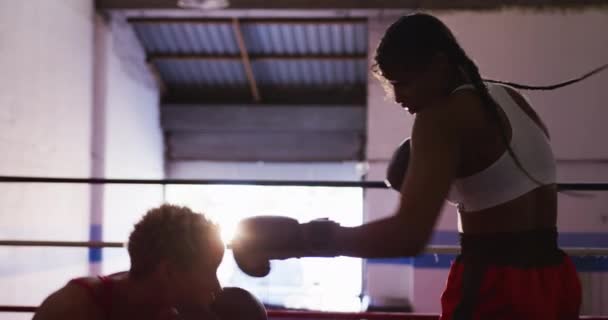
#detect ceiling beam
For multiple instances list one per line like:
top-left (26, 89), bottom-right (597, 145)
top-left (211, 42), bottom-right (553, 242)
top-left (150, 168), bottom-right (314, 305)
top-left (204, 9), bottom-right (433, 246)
top-left (162, 85), bottom-right (367, 105)
top-left (127, 17), bottom-right (367, 24)
top-left (98, 0), bottom-right (608, 10)
top-left (147, 53), bottom-right (367, 62)
top-left (167, 131), bottom-right (364, 162)
top-left (232, 17), bottom-right (261, 103)
top-left (161, 105), bottom-right (366, 132)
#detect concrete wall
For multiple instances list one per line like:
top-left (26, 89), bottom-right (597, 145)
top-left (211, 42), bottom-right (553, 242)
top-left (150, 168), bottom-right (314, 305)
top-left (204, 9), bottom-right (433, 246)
top-left (0, 1), bottom-right (95, 318)
top-left (94, 14), bottom-right (165, 275)
top-left (364, 9), bottom-right (608, 315)
top-left (0, 3), bottom-right (164, 318)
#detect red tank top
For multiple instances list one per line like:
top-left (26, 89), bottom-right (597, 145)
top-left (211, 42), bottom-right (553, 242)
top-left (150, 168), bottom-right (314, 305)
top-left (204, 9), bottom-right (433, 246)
top-left (69, 276), bottom-right (113, 319)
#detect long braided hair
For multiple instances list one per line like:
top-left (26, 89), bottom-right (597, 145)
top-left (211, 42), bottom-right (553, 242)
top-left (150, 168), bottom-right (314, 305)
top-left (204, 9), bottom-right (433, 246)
top-left (372, 13), bottom-right (606, 186)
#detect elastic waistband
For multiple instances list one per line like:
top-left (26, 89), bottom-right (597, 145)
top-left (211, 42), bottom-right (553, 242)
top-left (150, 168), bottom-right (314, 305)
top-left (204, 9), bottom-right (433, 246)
top-left (458, 227), bottom-right (563, 267)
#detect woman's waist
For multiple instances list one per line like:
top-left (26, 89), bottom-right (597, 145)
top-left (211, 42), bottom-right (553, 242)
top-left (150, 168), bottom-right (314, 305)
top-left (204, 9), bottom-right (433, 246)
top-left (459, 192), bottom-right (557, 234)
top-left (458, 227), bottom-right (562, 266)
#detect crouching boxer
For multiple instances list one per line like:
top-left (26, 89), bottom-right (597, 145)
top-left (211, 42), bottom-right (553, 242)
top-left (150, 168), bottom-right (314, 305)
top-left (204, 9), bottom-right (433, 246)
top-left (34, 204), bottom-right (227, 320)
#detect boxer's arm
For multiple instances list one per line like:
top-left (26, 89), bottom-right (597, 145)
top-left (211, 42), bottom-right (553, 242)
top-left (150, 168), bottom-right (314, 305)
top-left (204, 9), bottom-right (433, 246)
top-left (230, 99), bottom-right (462, 275)
top-left (334, 97), bottom-right (462, 257)
top-left (33, 285), bottom-right (91, 320)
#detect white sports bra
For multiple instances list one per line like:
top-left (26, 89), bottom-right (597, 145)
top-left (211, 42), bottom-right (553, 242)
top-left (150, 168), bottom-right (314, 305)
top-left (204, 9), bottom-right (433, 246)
top-left (446, 83), bottom-right (556, 212)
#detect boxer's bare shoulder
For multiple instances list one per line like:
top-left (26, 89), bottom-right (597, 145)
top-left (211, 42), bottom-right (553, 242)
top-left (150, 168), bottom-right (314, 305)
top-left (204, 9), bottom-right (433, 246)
top-left (33, 280), bottom-right (103, 320)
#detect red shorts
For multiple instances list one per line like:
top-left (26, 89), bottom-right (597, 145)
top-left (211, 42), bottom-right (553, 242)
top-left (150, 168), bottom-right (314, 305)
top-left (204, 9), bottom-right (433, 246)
top-left (440, 229), bottom-right (582, 320)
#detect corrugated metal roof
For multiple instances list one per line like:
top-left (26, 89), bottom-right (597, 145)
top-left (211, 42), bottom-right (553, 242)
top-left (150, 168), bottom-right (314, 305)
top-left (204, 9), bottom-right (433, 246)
top-left (251, 59), bottom-right (366, 87)
top-left (132, 22), bottom-right (239, 55)
top-left (131, 19), bottom-right (368, 104)
top-left (155, 59), bottom-right (365, 89)
top-left (240, 22), bottom-right (367, 55)
top-left (132, 20), bottom-right (367, 56)
top-left (154, 59), bottom-right (248, 87)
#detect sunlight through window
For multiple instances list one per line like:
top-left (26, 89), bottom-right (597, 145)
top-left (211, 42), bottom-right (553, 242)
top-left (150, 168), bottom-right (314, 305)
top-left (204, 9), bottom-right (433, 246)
top-left (165, 184), bottom-right (363, 312)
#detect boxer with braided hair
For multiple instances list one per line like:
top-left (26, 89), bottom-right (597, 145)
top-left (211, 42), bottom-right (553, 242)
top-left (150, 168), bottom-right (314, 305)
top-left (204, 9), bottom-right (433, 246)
top-left (232, 13), bottom-right (606, 319)
top-left (372, 14), bottom-right (598, 319)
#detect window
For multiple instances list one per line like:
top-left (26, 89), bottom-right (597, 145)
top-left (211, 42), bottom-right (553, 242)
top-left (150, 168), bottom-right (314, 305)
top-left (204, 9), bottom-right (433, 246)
top-left (165, 184), bottom-right (364, 312)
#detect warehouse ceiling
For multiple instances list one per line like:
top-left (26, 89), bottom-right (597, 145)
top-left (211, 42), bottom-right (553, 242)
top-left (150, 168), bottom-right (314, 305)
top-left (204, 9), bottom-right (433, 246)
top-left (96, 0), bottom-right (606, 162)
top-left (129, 16), bottom-right (368, 105)
top-left (97, 0), bottom-right (608, 10)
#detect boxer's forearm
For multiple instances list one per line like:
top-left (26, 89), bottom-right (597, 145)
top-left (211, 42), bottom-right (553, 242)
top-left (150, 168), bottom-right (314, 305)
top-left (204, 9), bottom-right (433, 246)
top-left (333, 214), bottom-right (426, 258)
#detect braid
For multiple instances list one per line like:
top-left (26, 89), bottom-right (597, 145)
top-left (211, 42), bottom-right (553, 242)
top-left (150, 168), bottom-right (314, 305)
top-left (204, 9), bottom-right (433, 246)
top-left (484, 63), bottom-right (608, 91)
top-left (449, 44), bottom-right (544, 186)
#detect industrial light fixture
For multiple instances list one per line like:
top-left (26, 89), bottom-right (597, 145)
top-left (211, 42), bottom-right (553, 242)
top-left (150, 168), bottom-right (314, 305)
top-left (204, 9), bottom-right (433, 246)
top-left (177, 0), bottom-right (229, 10)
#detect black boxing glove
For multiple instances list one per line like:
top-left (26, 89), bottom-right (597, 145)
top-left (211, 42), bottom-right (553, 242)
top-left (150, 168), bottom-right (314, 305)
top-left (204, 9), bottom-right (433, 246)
top-left (211, 287), bottom-right (267, 320)
top-left (386, 137), bottom-right (411, 192)
top-left (230, 216), bottom-right (340, 277)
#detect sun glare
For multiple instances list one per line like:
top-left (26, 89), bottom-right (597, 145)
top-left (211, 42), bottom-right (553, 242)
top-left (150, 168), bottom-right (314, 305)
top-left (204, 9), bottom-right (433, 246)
top-left (166, 184), bottom-right (363, 312)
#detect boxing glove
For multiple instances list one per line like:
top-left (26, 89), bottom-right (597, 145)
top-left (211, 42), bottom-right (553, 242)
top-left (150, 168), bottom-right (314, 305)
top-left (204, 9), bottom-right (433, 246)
top-left (211, 287), bottom-right (267, 320)
top-left (230, 216), bottom-right (339, 277)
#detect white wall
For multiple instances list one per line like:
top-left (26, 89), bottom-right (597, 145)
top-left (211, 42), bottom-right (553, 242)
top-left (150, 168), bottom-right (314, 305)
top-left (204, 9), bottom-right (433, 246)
top-left (0, 3), bottom-right (165, 318)
top-left (440, 11), bottom-right (608, 160)
top-left (94, 14), bottom-right (165, 274)
top-left (365, 9), bottom-right (608, 315)
top-left (169, 161), bottom-right (364, 181)
top-left (0, 0), bottom-right (95, 316)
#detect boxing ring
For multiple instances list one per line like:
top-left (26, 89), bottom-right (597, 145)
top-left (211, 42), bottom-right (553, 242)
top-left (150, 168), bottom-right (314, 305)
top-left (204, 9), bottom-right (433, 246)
top-left (1, 175), bottom-right (608, 319)
top-left (1, 306), bottom-right (607, 319)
